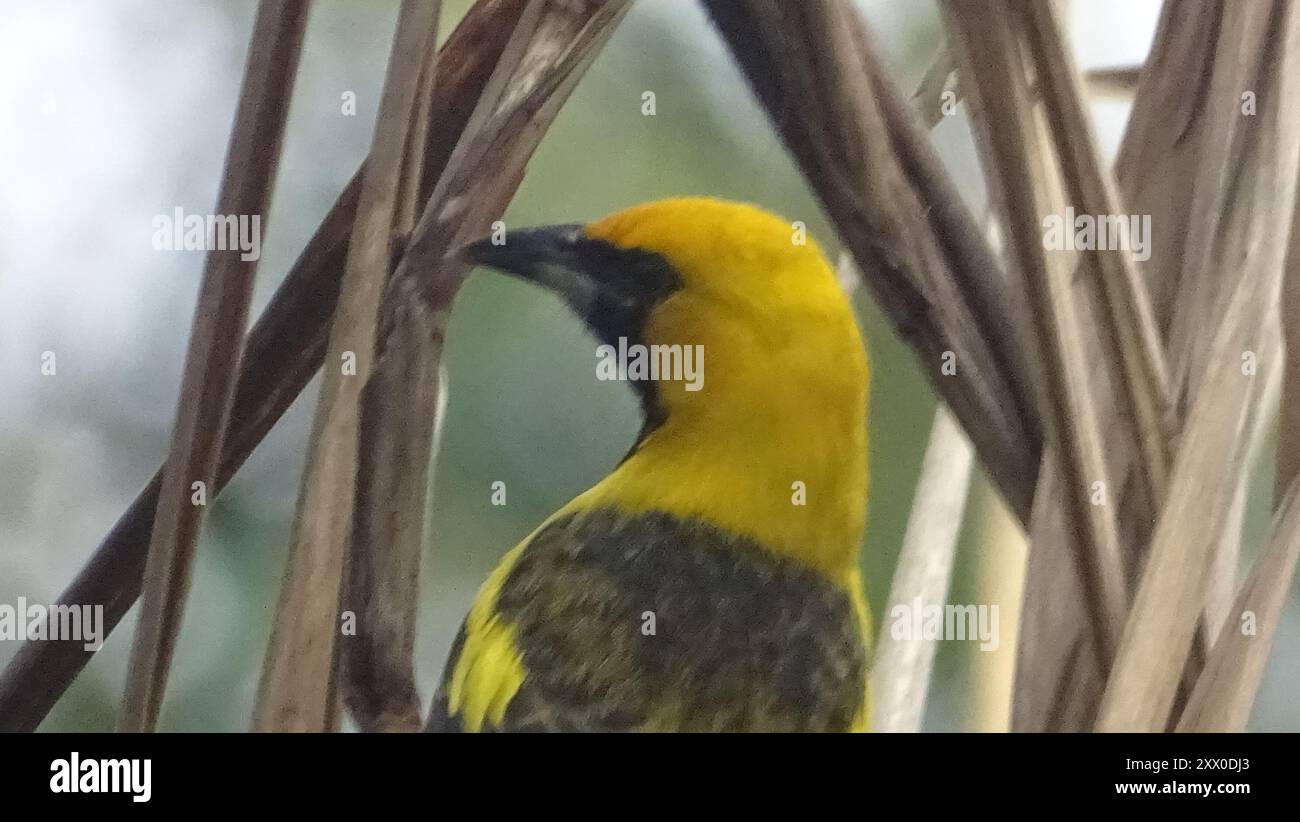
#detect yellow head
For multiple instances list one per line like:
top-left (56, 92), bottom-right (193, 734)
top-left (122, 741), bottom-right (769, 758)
top-left (465, 197), bottom-right (869, 581)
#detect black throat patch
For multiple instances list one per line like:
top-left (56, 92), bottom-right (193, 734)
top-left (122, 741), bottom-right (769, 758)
top-left (569, 237), bottom-right (681, 444)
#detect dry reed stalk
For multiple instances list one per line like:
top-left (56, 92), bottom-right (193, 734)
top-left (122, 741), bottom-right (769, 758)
top-left (1179, 477), bottom-right (1300, 731)
top-left (703, 0), bottom-right (1042, 522)
top-left (1021, 0), bottom-right (1173, 505)
top-left (870, 403), bottom-right (974, 732)
top-left (1098, 0), bottom-right (1300, 730)
top-left (118, 0), bottom-right (311, 732)
top-left (339, 0), bottom-right (632, 732)
top-left (0, 0), bottom-right (531, 733)
top-left (941, 0), bottom-right (1128, 667)
top-left (252, 0), bottom-right (443, 733)
top-left (1278, 199), bottom-right (1300, 501)
top-left (906, 0), bottom-right (1298, 732)
top-left (1097, 289), bottom-right (1283, 730)
top-left (1004, 0), bottom-right (1298, 731)
top-left (1006, 2), bottom-right (1212, 732)
top-left (969, 491), bottom-right (1028, 731)
top-left (911, 50), bottom-right (1143, 129)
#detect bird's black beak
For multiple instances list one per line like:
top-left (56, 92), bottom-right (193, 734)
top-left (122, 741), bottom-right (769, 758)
top-left (460, 224), bottom-right (681, 324)
top-left (460, 224), bottom-right (601, 311)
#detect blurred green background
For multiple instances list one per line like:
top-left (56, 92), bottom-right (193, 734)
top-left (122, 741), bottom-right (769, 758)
top-left (1, 0), bottom-right (1294, 731)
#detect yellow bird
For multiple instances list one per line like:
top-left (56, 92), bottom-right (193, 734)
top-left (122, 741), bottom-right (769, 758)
top-left (426, 197), bottom-right (870, 732)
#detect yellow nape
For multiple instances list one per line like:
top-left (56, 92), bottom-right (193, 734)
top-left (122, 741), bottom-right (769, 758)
top-left (582, 197), bottom-right (870, 584)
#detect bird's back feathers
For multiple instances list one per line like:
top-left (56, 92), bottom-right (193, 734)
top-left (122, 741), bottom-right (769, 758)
top-left (427, 508), bottom-right (869, 732)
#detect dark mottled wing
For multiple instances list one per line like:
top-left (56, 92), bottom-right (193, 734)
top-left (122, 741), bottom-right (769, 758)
top-left (426, 508), bottom-right (867, 732)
